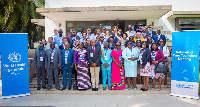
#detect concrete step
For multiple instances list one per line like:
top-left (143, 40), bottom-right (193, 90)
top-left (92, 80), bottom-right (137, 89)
top-left (31, 77), bottom-right (171, 83)
top-left (29, 82), bottom-right (171, 88)
top-left (29, 86), bottom-right (171, 94)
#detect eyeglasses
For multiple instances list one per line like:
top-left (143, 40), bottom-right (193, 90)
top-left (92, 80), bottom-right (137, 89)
top-left (128, 43), bottom-right (132, 45)
top-left (102, 29), bottom-right (106, 30)
top-left (136, 42), bottom-right (141, 44)
top-left (159, 41), bottom-right (164, 42)
top-left (116, 45), bottom-right (120, 46)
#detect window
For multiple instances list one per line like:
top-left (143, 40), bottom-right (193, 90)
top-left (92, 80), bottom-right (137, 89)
top-left (176, 18), bottom-right (200, 31)
top-left (66, 22), bottom-right (73, 36)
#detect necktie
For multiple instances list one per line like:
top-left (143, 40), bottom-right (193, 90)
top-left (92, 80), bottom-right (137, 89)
top-left (93, 47), bottom-right (95, 54)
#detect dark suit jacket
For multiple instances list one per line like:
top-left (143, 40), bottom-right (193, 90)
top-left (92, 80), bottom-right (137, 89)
top-left (61, 48), bottom-right (75, 68)
top-left (147, 30), bottom-right (157, 38)
top-left (68, 36), bottom-right (80, 48)
top-left (45, 48), bottom-right (62, 69)
top-left (87, 46), bottom-right (101, 67)
top-left (59, 43), bottom-right (65, 50)
top-left (108, 42), bottom-right (115, 50)
top-left (34, 50), bottom-right (46, 68)
top-left (140, 48), bottom-right (151, 67)
top-left (153, 34), bottom-right (166, 45)
top-left (107, 37), bottom-right (118, 43)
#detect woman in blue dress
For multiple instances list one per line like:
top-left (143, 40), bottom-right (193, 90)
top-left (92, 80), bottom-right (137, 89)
top-left (122, 40), bottom-right (139, 90)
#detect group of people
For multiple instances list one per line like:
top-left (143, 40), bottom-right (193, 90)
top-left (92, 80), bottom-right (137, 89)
top-left (34, 24), bottom-right (170, 91)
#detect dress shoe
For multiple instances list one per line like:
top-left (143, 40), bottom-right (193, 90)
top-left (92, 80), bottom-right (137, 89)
top-left (108, 87), bottom-right (112, 90)
top-left (42, 86), bottom-right (46, 89)
top-left (142, 89), bottom-right (148, 91)
top-left (68, 87), bottom-right (71, 90)
top-left (103, 87), bottom-right (106, 90)
top-left (37, 87), bottom-right (40, 90)
top-left (56, 87), bottom-right (61, 90)
top-left (140, 88), bottom-right (144, 90)
top-left (61, 87), bottom-right (66, 91)
top-left (92, 88), bottom-right (95, 91)
top-left (47, 87), bottom-right (51, 90)
top-left (96, 88), bottom-right (98, 91)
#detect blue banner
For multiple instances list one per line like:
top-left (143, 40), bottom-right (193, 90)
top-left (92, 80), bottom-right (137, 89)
top-left (0, 33), bottom-right (30, 98)
top-left (171, 31), bottom-right (200, 99)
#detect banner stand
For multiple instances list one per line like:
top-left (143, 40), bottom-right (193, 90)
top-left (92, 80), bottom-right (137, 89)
top-left (1, 93), bottom-right (30, 99)
top-left (0, 33), bottom-right (30, 99)
top-left (171, 31), bottom-right (200, 100)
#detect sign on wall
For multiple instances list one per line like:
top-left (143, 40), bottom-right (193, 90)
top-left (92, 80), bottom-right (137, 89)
top-left (171, 31), bottom-right (200, 99)
top-left (0, 33), bottom-right (30, 99)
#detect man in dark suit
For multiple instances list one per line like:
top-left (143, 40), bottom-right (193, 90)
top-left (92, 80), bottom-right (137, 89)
top-left (45, 42), bottom-right (62, 90)
top-left (68, 31), bottom-right (80, 49)
top-left (59, 37), bottom-right (68, 50)
top-left (61, 42), bottom-right (74, 90)
top-left (153, 28), bottom-right (166, 45)
top-left (146, 25), bottom-right (157, 38)
top-left (34, 43), bottom-right (46, 90)
top-left (87, 39), bottom-right (101, 91)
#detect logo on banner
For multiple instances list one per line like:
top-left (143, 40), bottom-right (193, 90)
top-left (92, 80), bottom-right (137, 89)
top-left (8, 52), bottom-right (21, 62)
top-left (3, 52), bottom-right (26, 76)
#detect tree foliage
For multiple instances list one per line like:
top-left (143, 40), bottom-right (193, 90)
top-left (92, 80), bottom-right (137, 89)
top-left (0, 0), bottom-right (45, 48)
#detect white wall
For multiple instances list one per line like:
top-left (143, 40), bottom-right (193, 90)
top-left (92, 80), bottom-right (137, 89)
top-left (44, 0), bottom-right (200, 42)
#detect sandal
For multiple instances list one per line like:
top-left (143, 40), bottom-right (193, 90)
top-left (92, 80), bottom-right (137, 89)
top-left (152, 86), bottom-right (155, 90)
top-left (157, 87), bottom-right (161, 91)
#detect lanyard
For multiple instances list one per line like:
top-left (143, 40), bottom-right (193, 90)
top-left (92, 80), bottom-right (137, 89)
top-left (39, 49), bottom-right (44, 55)
top-left (117, 49), bottom-right (121, 52)
top-left (51, 49), bottom-right (55, 54)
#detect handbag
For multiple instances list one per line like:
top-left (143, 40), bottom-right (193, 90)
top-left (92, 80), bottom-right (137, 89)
top-left (155, 60), bottom-right (168, 73)
top-left (73, 80), bottom-right (78, 90)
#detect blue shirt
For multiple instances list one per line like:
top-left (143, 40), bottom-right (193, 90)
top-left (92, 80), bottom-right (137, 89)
top-left (101, 48), bottom-right (112, 70)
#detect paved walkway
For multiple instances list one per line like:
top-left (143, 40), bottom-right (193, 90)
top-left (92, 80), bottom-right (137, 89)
top-left (0, 94), bottom-right (199, 107)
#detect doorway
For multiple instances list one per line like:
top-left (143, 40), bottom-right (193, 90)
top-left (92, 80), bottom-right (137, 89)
top-left (118, 21), bottom-right (125, 32)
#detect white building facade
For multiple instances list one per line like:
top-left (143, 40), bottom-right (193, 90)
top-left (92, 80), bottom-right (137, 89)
top-left (34, 0), bottom-right (200, 46)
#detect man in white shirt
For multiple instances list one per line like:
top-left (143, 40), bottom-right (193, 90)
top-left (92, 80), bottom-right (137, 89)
top-left (46, 37), bottom-right (58, 50)
top-left (52, 28), bottom-right (59, 42)
top-left (126, 25), bottom-right (135, 38)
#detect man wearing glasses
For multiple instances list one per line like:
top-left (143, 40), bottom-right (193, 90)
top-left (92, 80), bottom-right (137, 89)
top-left (101, 27), bottom-right (106, 37)
top-left (146, 25), bottom-right (157, 38)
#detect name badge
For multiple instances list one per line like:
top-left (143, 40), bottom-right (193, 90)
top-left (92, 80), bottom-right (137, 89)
top-left (119, 56), bottom-right (122, 61)
top-left (105, 56), bottom-right (108, 60)
top-left (90, 53), bottom-right (93, 57)
top-left (79, 55), bottom-right (83, 60)
top-left (152, 56), bottom-right (155, 61)
top-left (65, 58), bottom-right (68, 64)
top-left (51, 53), bottom-right (54, 60)
top-left (40, 57), bottom-right (44, 61)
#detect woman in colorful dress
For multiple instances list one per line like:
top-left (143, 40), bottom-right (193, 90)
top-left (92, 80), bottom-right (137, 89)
top-left (150, 42), bottom-right (165, 91)
top-left (139, 41), bottom-right (151, 91)
top-left (111, 42), bottom-right (125, 90)
top-left (74, 42), bottom-right (91, 91)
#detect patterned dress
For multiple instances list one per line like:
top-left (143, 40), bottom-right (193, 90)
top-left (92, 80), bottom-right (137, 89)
top-left (74, 48), bottom-right (91, 89)
top-left (111, 49), bottom-right (125, 90)
top-left (139, 49), bottom-right (151, 76)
